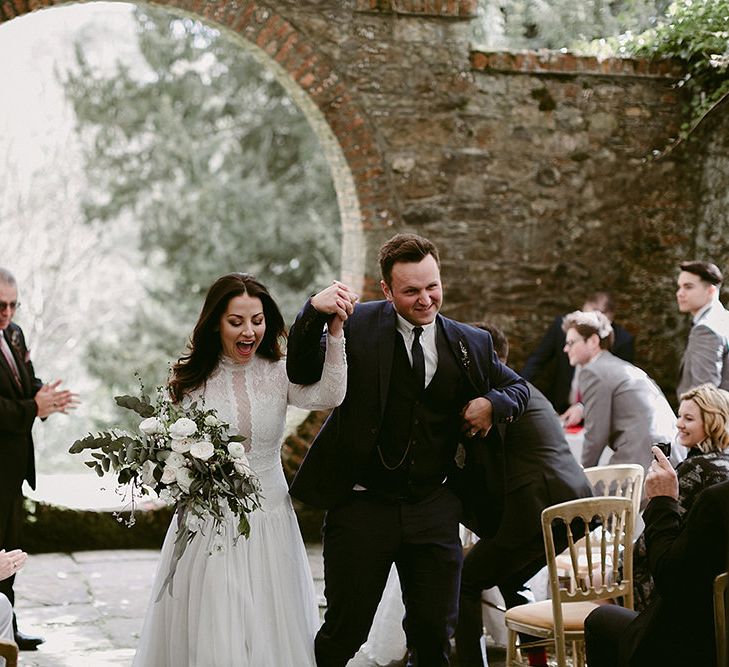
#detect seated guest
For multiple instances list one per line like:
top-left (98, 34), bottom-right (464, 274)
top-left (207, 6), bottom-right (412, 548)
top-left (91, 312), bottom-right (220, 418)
top-left (562, 311), bottom-right (678, 472)
top-left (0, 549), bottom-right (26, 665)
top-left (584, 446), bottom-right (729, 667)
top-left (455, 324), bottom-right (593, 667)
top-left (634, 383), bottom-right (729, 609)
top-left (521, 291), bottom-right (634, 418)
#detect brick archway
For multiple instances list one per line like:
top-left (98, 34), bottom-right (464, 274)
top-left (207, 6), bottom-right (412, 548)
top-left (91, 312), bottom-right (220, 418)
top-left (0, 0), bottom-right (400, 292)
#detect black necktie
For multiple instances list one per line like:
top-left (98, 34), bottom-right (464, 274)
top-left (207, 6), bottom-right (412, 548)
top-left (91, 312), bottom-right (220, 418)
top-left (411, 326), bottom-right (425, 390)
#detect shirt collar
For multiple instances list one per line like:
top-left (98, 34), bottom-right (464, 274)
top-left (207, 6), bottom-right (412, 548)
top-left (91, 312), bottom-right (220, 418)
top-left (395, 313), bottom-right (437, 339)
top-left (693, 300), bottom-right (715, 324)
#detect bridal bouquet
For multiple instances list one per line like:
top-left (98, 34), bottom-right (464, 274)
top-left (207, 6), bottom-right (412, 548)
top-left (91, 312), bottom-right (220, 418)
top-left (70, 382), bottom-right (263, 593)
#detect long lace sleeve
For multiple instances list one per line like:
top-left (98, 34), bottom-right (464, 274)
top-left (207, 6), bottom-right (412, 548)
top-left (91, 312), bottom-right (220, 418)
top-left (287, 333), bottom-right (346, 410)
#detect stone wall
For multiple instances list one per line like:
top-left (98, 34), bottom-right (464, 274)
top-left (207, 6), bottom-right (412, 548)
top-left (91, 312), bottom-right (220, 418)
top-left (3, 0), bottom-right (724, 396)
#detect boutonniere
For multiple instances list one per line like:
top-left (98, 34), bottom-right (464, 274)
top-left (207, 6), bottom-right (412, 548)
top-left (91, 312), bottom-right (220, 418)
top-left (9, 329), bottom-right (21, 352)
top-left (458, 340), bottom-right (471, 371)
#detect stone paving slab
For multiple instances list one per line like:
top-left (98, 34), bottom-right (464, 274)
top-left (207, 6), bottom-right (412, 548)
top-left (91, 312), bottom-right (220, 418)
top-left (13, 548), bottom-right (505, 666)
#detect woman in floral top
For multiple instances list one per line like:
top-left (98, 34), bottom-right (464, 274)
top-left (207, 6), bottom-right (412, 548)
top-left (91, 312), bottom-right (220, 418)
top-left (633, 382), bottom-right (729, 609)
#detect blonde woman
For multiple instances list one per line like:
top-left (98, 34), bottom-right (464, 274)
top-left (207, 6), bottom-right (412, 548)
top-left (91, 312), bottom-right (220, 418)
top-left (634, 383), bottom-right (729, 609)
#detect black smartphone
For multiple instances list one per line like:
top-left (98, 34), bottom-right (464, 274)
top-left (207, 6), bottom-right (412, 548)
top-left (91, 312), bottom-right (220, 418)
top-left (654, 441), bottom-right (671, 458)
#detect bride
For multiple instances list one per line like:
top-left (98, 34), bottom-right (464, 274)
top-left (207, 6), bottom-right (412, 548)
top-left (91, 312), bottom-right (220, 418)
top-left (133, 273), bottom-right (350, 667)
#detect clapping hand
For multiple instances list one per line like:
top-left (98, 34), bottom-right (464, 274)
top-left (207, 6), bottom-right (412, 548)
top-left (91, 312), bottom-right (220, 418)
top-left (0, 549), bottom-right (27, 581)
top-left (645, 446), bottom-right (679, 501)
top-left (311, 280), bottom-right (359, 337)
top-left (34, 380), bottom-right (80, 418)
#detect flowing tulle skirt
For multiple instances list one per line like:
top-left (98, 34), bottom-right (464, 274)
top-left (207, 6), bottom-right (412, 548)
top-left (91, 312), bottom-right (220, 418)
top-left (133, 493), bottom-right (318, 667)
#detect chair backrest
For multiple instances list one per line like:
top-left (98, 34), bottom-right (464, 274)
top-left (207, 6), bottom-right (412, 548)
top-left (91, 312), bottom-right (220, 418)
top-left (583, 464), bottom-right (644, 528)
top-left (715, 571), bottom-right (729, 667)
top-left (543, 496), bottom-right (634, 609)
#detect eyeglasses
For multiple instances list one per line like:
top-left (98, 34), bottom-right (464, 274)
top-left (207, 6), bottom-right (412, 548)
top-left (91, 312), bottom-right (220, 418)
top-left (0, 301), bottom-right (19, 312)
top-left (564, 337), bottom-right (583, 348)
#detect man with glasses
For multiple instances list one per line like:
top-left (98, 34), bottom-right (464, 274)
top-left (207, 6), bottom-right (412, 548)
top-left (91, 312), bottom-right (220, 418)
top-left (0, 268), bottom-right (76, 650)
top-left (562, 310), bottom-right (677, 472)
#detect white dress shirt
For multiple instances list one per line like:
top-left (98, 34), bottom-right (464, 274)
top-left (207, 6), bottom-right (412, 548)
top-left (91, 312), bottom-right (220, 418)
top-left (395, 314), bottom-right (438, 388)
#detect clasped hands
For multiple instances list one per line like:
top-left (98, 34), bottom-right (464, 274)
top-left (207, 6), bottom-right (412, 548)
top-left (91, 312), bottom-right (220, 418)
top-left (310, 280), bottom-right (359, 337)
top-left (0, 549), bottom-right (27, 581)
top-left (34, 379), bottom-right (80, 418)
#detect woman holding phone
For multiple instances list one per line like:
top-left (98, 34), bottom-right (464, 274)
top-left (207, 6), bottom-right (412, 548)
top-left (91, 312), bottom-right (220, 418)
top-left (633, 382), bottom-right (729, 609)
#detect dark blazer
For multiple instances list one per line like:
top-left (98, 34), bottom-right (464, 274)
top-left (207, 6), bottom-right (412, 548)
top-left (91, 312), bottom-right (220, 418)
top-left (493, 382), bottom-right (593, 548)
top-left (521, 315), bottom-right (635, 413)
top-left (620, 480), bottom-right (729, 666)
top-left (286, 300), bottom-right (530, 537)
top-left (0, 323), bottom-right (42, 491)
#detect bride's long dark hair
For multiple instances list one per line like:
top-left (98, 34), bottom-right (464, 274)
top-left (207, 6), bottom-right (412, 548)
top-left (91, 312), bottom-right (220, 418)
top-left (169, 273), bottom-right (286, 403)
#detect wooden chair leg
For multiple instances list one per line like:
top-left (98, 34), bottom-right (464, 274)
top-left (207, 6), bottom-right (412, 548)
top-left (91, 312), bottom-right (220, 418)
top-left (506, 628), bottom-right (518, 666)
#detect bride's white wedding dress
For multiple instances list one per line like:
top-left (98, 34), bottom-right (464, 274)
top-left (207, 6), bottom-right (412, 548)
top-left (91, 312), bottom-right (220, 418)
top-left (133, 334), bottom-right (346, 667)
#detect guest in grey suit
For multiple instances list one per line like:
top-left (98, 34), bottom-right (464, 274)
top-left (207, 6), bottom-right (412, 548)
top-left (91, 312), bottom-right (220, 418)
top-left (676, 260), bottom-right (729, 399)
top-left (563, 311), bottom-right (678, 472)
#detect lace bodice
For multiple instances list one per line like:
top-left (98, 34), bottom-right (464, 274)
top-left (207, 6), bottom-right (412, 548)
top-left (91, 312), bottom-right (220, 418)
top-left (189, 334), bottom-right (345, 484)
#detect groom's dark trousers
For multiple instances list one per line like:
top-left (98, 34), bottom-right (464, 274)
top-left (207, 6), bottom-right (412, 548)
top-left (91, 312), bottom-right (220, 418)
top-left (287, 300), bottom-right (529, 667)
top-left (317, 486), bottom-right (462, 666)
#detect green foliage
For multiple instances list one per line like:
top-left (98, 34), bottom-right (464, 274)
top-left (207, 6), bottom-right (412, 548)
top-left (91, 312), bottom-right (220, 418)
top-left (627, 0), bottom-right (729, 142)
top-left (60, 7), bottom-right (340, 397)
top-left (473, 0), bottom-right (670, 51)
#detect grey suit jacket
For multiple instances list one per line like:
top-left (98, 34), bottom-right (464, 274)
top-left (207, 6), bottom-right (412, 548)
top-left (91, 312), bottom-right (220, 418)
top-left (579, 351), bottom-right (676, 472)
top-left (677, 300), bottom-right (729, 399)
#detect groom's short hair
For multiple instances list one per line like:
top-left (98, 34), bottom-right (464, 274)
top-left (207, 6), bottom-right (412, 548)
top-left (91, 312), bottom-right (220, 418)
top-left (378, 233), bottom-right (440, 287)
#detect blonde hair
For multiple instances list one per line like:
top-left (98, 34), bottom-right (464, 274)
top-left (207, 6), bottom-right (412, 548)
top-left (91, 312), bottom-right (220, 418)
top-left (679, 384), bottom-right (729, 453)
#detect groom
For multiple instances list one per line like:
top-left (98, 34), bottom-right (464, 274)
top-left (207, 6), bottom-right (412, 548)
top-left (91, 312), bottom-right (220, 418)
top-left (287, 233), bottom-right (529, 666)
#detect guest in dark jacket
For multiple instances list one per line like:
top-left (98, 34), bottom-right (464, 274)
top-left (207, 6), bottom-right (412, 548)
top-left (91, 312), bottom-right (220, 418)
top-left (521, 291), bottom-right (634, 421)
top-left (0, 268), bottom-right (76, 650)
top-left (585, 446), bottom-right (729, 667)
top-left (455, 324), bottom-right (593, 667)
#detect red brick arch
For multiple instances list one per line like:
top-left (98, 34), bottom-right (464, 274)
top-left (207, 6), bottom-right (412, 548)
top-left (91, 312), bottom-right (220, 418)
top-left (0, 0), bottom-right (400, 292)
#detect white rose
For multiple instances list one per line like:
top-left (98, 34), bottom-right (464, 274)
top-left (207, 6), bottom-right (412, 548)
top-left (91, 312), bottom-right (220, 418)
top-left (171, 438), bottom-right (192, 454)
top-left (169, 417), bottom-right (197, 440)
top-left (227, 441), bottom-right (246, 459)
top-left (190, 440), bottom-right (215, 461)
top-left (165, 451), bottom-right (186, 469)
top-left (161, 465), bottom-right (178, 484)
top-left (139, 417), bottom-right (164, 435)
top-left (175, 467), bottom-right (195, 493)
top-left (140, 460), bottom-right (157, 486)
top-left (204, 415), bottom-right (219, 427)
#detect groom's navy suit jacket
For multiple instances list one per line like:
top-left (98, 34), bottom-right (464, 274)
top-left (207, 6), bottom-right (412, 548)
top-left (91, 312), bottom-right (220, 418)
top-left (287, 299), bottom-right (530, 538)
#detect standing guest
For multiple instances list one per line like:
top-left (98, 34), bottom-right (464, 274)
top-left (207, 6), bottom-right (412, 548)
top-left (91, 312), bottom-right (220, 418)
top-left (676, 260), bottom-right (729, 398)
top-left (0, 268), bottom-right (76, 651)
top-left (133, 273), bottom-right (348, 667)
top-left (584, 447), bottom-right (729, 667)
top-left (562, 310), bottom-right (677, 472)
top-left (287, 233), bottom-right (529, 667)
top-left (521, 291), bottom-right (634, 420)
top-left (455, 323), bottom-right (593, 667)
top-left (633, 383), bottom-right (729, 609)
